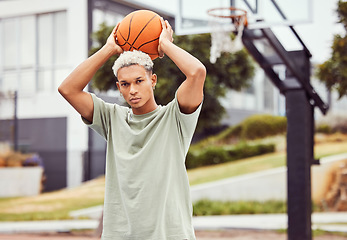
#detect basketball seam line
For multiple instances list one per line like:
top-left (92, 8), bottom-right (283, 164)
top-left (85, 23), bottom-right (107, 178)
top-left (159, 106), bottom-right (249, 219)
top-left (130, 14), bottom-right (158, 50)
top-left (128, 14), bottom-right (133, 42)
top-left (138, 37), bottom-right (160, 51)
top-left (117, 14), bottom-right (135, 47)
top-left (118, 31), bottom-right (127, 47)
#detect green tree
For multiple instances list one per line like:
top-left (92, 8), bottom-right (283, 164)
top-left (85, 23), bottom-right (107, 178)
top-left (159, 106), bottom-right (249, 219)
top-left (90, 23), bottom-right (255, 132)
top-left (89, 23), bottom-right (119, 91)
top-left (316, 0), bottom-right (347, 98)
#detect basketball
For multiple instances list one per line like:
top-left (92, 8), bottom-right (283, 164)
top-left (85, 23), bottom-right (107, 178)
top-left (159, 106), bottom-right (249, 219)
top-left (116, 10), bottom-right (162, 60)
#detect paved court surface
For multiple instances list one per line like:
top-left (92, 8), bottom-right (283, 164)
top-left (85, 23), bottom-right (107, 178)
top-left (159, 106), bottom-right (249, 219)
top-left (1, 230), bottom-right (347, 240)
top-left (0, 212), bottom-right (347, 239)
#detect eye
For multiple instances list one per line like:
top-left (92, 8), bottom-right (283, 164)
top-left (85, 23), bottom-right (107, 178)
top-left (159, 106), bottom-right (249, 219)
top-left (120, 82), bottom-right (129, 87)
top-left (136, 80), bottom-right (143, 84)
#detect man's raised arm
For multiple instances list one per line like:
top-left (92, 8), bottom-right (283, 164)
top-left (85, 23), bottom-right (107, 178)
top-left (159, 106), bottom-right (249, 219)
top-left (158, 18), bottom-right (206, 114)
top-left (58, 25), bottom-right (123, 123)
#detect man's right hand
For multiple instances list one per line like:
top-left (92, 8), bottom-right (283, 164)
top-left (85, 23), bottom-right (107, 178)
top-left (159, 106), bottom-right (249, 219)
top-left (106, 23), bottom-right (124, 56)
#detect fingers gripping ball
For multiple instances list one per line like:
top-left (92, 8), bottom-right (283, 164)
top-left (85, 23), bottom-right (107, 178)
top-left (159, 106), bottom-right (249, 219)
top-left (116, 10), bottom-right (162, 60)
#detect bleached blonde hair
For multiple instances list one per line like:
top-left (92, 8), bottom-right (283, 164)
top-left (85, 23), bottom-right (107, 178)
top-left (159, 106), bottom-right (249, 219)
top-left (112, 50), bottom-right (154, 80)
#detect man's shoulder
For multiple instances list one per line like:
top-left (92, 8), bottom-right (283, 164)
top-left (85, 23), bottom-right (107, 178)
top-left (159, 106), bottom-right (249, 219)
top-left (156, 98), bottom-right (177, 114)
top-left (91, 93), bottom-right (129, 112)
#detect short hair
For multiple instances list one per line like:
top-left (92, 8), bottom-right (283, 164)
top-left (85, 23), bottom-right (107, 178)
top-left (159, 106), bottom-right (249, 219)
top-left (112, 50), bottom-right (154, 79)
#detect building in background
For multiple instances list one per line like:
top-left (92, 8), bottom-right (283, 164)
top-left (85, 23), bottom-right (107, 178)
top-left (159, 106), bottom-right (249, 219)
top-left (0, 0), bottom-right (87, 191)
top-left (0, 0), bottom-right (173, 191)
top-left (0, 0), bottom-right (343, 191)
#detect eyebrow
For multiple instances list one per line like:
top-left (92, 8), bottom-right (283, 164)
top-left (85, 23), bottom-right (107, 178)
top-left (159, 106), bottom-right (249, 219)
top-left (119, 76), bottom-right (144, 82)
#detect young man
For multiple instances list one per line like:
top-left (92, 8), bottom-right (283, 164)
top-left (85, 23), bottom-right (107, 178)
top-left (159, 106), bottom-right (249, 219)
top-left (59, 18), bottom-right (206, 240)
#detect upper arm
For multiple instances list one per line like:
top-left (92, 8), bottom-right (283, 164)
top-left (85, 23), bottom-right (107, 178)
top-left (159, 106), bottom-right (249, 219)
top-left (58, 89), bottom-right (94, 123)
top-left (176, 65), bottom-right (206, 114)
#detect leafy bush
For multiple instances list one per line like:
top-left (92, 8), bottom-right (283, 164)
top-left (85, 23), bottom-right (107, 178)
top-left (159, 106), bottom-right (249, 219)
top-left (315, 123), bottom-right (332, 134)
top-left (193, 199), bottom-right (322, 216)
top-left (216, 124), bottom-right (243, 142)
top-left (186, 114), bottom-right (284, 169)
top-left (316, 113), bottom-right (347, 134)
top-left (206, 114), bottom-right (287, 146)
top-left (193, 199), bottom-right (286, 215)
top-left (186, 143), bottom-right (275, 169)
top-left (241, 114), bottom-right (287, 140)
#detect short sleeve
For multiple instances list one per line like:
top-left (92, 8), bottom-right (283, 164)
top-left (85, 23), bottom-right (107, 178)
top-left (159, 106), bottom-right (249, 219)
top-left (173, 92), bottom-right (203, 148)
top-left (82, 93), bottom-right (112, 140)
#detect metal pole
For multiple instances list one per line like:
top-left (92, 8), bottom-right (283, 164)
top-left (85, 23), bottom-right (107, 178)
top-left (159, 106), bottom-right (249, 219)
top-left (85, 0), bottom-right (94, 181)
top-left (286, 90), bottom-right (313, 240)
top-left (13, 91), bottom-right (18, 151)
top-left (285, 50), bottom-right (312, 240)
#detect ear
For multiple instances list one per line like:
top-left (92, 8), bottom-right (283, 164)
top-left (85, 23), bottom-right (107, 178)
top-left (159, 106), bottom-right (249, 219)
top-left (116, 82), bottom-right (121, 93)
top-left (151, 74), bottom-right (157, 88)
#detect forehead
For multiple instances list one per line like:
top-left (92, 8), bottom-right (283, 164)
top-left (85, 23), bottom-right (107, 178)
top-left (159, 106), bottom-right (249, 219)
top-left (117, 65), bottom-right (149, 80)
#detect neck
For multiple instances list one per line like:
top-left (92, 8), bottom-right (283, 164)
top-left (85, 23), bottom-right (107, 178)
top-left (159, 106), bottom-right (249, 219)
top-left (132, 98), bottom-right (158, 115)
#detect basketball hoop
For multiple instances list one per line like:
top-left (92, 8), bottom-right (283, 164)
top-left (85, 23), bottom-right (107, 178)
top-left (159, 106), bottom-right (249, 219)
top-left (207, 7), bottom-right (247, 63)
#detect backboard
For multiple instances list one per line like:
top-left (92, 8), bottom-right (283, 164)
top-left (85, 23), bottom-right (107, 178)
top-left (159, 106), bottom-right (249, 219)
top-left (176, 0), bottom-right (313, 35)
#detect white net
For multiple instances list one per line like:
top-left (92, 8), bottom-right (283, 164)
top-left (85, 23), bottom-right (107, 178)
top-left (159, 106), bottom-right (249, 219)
top-left (209, 15), bottom-right (246, 64)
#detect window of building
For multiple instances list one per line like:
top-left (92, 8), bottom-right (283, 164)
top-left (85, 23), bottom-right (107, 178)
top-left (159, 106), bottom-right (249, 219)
top-left (0, 11), bottom-right (68, 95)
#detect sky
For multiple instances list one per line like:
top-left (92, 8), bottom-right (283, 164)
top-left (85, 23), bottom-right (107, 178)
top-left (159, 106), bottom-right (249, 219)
top-left (130, 0), bottom-right (343, 63)
top-left (294, 0), bottom-right (343, 63)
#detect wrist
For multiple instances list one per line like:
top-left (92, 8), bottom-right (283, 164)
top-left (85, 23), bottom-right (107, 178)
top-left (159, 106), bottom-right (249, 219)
top-left (158, 39), bottom-right (173, 58)
top-left (159, 38), bottom-right (172, 49)
top-left (102, 43), bottom-right (120, 56)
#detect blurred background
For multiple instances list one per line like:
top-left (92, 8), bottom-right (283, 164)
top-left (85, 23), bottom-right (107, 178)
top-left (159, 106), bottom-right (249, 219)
top-left (0, 0), bottom-right (346, 196)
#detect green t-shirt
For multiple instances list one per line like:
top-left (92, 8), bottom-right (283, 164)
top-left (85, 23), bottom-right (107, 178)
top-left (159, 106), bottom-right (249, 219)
top-left (84, 93), bottom-right (202, 240)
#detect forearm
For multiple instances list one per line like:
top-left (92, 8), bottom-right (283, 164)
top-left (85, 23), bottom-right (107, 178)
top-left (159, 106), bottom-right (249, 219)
top-left (59, 45), bottom-right (116, 95)
top-left (58, 24), bottom-right (122, 122)
top-left (157, 18), bottom-right (206, 113)
top-left (160, 39), bottom-right (206, 114)
top-left (160, 40), bottom-right (206, 80)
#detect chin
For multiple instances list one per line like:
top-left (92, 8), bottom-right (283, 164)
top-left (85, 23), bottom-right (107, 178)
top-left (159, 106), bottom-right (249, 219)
top-left (129, 102), bottom-right (143, 109)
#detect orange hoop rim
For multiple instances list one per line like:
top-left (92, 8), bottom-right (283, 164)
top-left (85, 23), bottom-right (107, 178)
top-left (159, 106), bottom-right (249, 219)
top-left (207, 7), bottom-right (248, 27)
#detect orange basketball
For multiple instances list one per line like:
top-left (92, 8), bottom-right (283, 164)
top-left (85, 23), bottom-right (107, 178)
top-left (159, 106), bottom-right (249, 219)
top-left (116, 10), bottom-right (162, 60)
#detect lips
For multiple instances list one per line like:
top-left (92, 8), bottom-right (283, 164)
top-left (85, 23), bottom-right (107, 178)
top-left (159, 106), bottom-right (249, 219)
top-left (129, 97), bottom-right (141, 104)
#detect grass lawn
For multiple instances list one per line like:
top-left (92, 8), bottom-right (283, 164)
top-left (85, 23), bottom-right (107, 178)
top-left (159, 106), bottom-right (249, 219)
top-left (0, 134), bottom-right (346, 221)
top-left (0, 176), bottom-right (105, 221)
top-left (188, 135), bottom-right (347, 185)
top-left (188, 151), bottom-right (286, 186)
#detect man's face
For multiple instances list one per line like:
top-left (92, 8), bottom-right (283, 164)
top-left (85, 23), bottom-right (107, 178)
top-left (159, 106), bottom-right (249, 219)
top-left (116, 65), bottom-right (157, 115)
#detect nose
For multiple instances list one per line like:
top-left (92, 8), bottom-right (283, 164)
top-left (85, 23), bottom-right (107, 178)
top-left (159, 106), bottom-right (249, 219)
top-left (129, 83), bottom-right (138, 95)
